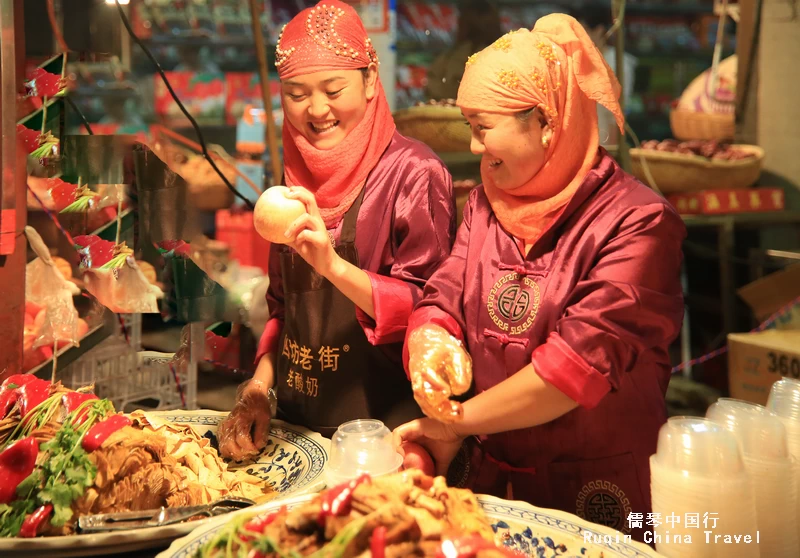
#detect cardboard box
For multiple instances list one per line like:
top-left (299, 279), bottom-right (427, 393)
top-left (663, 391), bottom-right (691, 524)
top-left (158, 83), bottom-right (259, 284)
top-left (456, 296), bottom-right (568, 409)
top-left (728, 330), bottom-right (800, 405)
top-left (738, 263), bottom-right (800, 330)
top-left (667, 188), bottom-right (785, 215)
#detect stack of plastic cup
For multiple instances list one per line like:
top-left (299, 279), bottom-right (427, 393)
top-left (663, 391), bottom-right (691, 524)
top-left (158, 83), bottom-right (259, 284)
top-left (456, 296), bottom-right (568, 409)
top-left (325, 419), bottom-right (403, 487)
top-left (650, 417), bottom-right (759, 558)
top-left (767, 378), bottom-right (800, 461)
top-left (767, 378), bottom-right (800, 545)
top-left (707, 398), bottom-right (799, 556)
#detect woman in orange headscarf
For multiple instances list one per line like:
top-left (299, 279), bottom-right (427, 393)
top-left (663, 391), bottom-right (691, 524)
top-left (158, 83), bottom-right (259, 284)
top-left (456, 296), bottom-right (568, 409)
top-left (394, 14), bottom-right (686, 543)
top-left (218, 1), bottom-right (456, 453)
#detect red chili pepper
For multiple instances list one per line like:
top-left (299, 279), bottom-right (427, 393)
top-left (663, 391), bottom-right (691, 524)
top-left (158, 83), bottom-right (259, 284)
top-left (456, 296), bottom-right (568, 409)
top-left (0, 437), bottom-right (39, 504)
top-left (0, 390), bottom-right (18, 420)
top-left (81, 414), bottom-right (131, 453)
top-left (318, 474), bottom-right (371, 526)
top-left (370, 525), bottom-right (387, 558)
top-left (1, 375), bottom-right (39, 390)
top-left (243, 509), bottom-right (282, 536)
top-left (61, 392), bottom-right (99, 426)
top-left (19, 504), bottom-right (53, 538)
top-left (241, 509), bottom-right (284, 543)
top-left (17, 379), bottom-right (52, 418)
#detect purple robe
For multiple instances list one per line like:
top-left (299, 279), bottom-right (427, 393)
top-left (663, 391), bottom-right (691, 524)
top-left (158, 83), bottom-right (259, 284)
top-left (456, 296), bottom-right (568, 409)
top-left (257, 131), bottom-right (457, 364)
top-left (406, 151), bottom-right (686, 542)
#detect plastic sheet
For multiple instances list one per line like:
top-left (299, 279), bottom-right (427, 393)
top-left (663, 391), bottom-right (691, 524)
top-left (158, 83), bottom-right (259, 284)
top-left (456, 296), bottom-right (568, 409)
top-left (24, 227), bottom-right (80, 350)
top-left (171, 256), bottom-right (236, 323)
top-left (61, 134), bottom-right (133, 186)
top-left (133, 143), bottom-right (190, 245)
top-left (72, 234), bottom-right (163, 314)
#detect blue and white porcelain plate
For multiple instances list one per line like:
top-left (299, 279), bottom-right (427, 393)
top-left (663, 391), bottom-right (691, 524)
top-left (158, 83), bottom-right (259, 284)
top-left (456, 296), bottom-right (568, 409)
top-left (1, 411), bottom-right (330, 558)
top-left (159, 493), bottom-right (664, 558)
top-left (150, 410), bottom-right (330, 498)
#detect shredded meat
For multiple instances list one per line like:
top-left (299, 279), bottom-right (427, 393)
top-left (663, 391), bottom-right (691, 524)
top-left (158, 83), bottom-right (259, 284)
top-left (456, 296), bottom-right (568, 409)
top-left (68, 413), bottom-right (273, 525)
top-left (250, 470), bottom-right (498, 558)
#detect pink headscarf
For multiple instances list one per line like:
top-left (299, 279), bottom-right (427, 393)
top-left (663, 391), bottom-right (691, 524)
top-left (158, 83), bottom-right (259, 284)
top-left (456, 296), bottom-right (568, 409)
top-left (276, 0), bottom-right (396, 227)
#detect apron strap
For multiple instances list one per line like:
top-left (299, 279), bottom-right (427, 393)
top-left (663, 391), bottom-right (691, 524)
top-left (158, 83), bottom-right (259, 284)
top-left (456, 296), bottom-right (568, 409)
top-left (339, 184), bottom-right (366, 245)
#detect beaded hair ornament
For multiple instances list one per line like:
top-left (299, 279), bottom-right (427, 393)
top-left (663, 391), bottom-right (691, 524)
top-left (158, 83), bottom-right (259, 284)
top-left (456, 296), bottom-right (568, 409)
top-left (275, 1), bottom-right (379, 80)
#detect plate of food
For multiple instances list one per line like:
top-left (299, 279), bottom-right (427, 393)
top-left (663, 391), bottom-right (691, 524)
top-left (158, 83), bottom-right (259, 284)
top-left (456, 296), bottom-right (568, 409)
top-left (159, 470), bottom-right (663, 558)
top-left (0, 376), bottom-right (329, 557)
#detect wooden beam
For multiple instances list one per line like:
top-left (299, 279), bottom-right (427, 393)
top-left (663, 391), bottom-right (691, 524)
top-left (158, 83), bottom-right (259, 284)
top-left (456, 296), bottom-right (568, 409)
top-left (0, 0), bottom-right (28, 380)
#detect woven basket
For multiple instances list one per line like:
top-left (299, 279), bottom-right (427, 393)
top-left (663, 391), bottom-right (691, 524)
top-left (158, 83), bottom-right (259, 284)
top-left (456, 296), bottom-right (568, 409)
top-left (670, 108), bottom-right (736, 141)
top-left (393, 105), bottom-right (471, 153)
top-left (629, 144), bottom-right (765, 194)
top-left (189, 181), bottom-right (235, 211)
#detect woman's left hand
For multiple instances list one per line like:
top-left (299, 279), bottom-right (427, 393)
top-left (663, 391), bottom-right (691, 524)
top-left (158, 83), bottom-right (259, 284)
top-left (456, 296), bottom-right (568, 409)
top-left (284, 186), bottom-right (341, 278)
top-left (394, 418), bottom-right (466, 476)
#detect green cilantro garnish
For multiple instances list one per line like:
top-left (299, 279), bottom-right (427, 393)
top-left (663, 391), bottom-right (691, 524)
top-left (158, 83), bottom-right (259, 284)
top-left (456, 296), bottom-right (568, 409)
top-left (0, 397), bottom-right (114, 536)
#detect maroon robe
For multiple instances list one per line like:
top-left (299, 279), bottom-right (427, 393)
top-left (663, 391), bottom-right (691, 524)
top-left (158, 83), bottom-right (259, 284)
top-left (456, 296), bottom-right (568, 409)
top-left (257, 131), bottom-right (457, 366)
top-left (406, 151), bottom-right (686, 542)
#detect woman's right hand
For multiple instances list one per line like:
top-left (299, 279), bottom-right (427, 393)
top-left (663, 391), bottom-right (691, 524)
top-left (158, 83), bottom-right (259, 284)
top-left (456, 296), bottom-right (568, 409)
top-left (407, 324), bottom-right (473, 423)
top-left (394, 418), bottom-right (465, 476)
top-left (218, 379), bottom-right (272, 461)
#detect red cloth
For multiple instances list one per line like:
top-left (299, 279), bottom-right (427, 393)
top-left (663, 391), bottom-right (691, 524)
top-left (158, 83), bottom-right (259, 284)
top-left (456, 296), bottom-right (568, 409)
top-left (277, 0), bottom-right (396, 227)
top-left (406, 153), bottom-right (686, 541)
top-left (255, 133), bottom-right (456, 365)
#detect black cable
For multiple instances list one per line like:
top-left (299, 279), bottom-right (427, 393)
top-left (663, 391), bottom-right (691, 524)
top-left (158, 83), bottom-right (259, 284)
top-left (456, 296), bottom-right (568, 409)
top-left (113, 0), bottom-right (255, 210)
top-left (65, 95), bottom-right (94, 135)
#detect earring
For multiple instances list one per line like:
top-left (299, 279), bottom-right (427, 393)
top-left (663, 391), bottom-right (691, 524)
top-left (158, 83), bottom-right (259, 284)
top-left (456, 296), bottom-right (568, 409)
top-left (542, 137), bottom-right (550, 149)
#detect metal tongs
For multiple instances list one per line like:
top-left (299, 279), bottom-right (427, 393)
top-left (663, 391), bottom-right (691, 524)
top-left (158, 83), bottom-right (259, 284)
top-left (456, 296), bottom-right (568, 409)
top-left (77, 497), bottom-right (255, 533)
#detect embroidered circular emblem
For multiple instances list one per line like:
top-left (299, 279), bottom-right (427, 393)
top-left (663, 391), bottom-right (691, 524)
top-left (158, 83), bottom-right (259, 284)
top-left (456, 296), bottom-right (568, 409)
top-left (575, 480), bottom-right (632, 533)
top-left (487, 272), bottom-right (540, 335)
top-left (497, 284), bottom-right (531, 322)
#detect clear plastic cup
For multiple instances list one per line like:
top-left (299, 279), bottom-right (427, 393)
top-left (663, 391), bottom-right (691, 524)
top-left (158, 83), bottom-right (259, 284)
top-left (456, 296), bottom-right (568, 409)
top-left (767, 377), bottom-right (800, 421)
top-left (655, 416), bottom-right (744, 477)
top-left (706, 398), bottom-right (789, 459)
top-left (325, 419), bottom-right (403, 487)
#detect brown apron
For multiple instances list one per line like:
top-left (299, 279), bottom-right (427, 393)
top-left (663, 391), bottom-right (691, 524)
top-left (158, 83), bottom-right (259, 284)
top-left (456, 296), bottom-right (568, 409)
top-left (275, 188), bottom-right (423, 437)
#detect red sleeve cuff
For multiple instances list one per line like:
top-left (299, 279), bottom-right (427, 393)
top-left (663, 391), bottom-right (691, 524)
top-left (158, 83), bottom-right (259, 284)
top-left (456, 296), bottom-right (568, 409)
top-left (402, 305), bottom-right (464, 379)
top-left (531, 331), bottom-right (611, 409)
top-left (255, 318), bottom-right (283, 365)
top-left (356, 272), bottom-right (421, 346)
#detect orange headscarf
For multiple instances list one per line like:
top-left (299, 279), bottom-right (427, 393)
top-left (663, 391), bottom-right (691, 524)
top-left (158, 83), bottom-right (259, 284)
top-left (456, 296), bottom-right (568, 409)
top-left (276, 0), bottom-right (396, 227)
top-left (456, 14), bottom-right (624, 243)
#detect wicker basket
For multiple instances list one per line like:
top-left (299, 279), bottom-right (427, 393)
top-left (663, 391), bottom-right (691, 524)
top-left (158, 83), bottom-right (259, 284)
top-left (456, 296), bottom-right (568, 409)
top-left (629, 145), bottom-right (765, 194)
top-left (189, 181), bottom-right (236, 211)
top-left (393, 105), bottom-right (472, 153)
top-left (670, 108), bottom-right (736, 141)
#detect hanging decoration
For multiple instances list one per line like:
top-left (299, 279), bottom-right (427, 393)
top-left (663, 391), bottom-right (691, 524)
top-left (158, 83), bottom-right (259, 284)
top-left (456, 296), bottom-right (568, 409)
top-left (73, 230), bottom-right (163, 314)
top-left (23, 227), bottom-right (87, 381)
top-left (16, 123), bottom-right (59, 163)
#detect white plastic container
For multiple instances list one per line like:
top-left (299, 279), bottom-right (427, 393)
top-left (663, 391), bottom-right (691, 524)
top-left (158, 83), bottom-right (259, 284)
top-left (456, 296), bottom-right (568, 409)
top-left (325, 419), bottom-right (403, 487)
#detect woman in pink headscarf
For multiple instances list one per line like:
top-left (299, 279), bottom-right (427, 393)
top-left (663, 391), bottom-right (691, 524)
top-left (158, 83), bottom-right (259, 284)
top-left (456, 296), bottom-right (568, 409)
top-left (218, 1), bottom-right (456, 453)
top-left (394, 14), bottom-right (685, 543)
